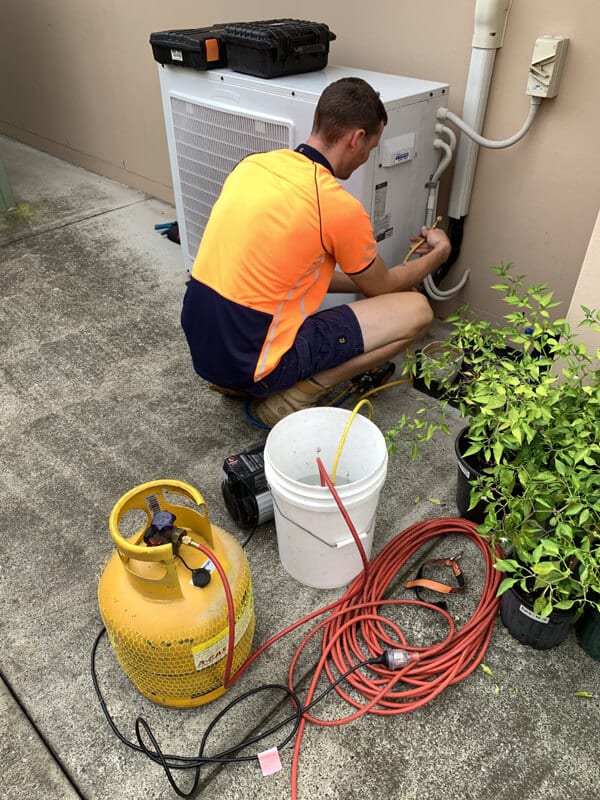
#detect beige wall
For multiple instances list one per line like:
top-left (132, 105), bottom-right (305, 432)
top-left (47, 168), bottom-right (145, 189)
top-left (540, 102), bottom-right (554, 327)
top-left (567, 207), bottom-right (600, 358)
top-left (1, 1), bottom-right (599, 319)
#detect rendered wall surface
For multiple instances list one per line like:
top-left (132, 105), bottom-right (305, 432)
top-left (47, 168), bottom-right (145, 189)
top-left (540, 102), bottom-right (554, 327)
top-left (1, 0), bottom-right (599, 318)
top-left (567, 208), bottom-right (600, 357)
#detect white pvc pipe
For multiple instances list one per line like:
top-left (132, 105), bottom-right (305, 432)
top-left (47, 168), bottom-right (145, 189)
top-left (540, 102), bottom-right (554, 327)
top-left (473, 0), bottom-right (512, 49)
top-left (422, 0), bottom-right (513, 299)
top-left (446, 47), bottom-right (497, 219)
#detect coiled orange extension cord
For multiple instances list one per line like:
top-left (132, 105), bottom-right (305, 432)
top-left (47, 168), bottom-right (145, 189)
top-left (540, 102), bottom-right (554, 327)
top-left (227, 459), bottom-right (502, 799)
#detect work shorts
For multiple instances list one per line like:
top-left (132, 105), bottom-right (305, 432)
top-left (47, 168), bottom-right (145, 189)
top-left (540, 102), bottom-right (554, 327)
top-left (245, 304), bottom-right (364, 398)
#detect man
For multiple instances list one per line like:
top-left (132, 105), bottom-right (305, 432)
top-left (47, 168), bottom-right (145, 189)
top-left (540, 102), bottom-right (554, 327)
top-left (181, 77), bottom-right (451, 426)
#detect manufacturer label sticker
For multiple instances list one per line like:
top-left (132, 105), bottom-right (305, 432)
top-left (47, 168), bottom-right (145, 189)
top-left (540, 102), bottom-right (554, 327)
top-left (519, 604), bottom-right (549, 624)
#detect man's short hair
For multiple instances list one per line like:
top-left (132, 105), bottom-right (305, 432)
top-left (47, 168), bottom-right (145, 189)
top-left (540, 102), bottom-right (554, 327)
top-left (312, 77), bottom-right (388, 145)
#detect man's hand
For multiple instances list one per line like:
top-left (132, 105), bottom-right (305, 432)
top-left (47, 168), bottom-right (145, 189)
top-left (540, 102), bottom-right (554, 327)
top-left (408, 225), bottom-right (451, 259)
top-left (350, 224), bottom-right (452, 296)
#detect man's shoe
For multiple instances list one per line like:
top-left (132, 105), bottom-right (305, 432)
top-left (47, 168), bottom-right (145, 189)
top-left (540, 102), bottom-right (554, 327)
top-left (252, 379), bottom-right (328, 427)
top-left (208, 383), bottom-right (249, 398)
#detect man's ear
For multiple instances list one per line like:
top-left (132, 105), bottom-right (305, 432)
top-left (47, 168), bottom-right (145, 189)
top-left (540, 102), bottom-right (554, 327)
top-left (348, 128), bottom-right (367, 152)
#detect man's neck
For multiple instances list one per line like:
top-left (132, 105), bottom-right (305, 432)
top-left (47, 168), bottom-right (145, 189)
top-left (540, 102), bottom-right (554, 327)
top-left (296, 142), bottom-right (335, 175)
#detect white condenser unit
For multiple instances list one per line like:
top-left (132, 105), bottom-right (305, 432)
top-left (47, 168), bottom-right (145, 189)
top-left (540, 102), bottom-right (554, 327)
top-left (157, 64), bottom-right (449, 278)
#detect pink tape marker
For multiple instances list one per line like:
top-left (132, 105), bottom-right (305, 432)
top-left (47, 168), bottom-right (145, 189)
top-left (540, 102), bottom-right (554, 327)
top-left (257, 747), bottom-right (282, 776)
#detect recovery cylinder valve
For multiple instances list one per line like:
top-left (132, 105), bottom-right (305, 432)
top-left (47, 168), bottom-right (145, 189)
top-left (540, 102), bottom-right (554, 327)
top-left (144, 510), bottom-right (177, 547)
top-left (98, 480), bottom-right (256, 708)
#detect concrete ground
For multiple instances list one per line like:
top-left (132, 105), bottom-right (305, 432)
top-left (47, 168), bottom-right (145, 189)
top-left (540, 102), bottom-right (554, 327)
top-left (1, 134), bottom-right (599, 800)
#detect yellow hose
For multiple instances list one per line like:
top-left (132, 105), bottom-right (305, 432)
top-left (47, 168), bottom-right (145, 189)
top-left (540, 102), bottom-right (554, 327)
top-left (326, 373), bottom-right (413, 482)
top-left (403, 215), bottom-right (442, 264)
top-left (330, 399), bottom-right (374, 484)
top-left (357, 378), bottom-right (412, 400)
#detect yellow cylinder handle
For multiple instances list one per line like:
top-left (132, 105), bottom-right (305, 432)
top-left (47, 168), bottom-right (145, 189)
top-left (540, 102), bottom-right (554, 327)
top-left (108, 480), bottom-right (216, 599)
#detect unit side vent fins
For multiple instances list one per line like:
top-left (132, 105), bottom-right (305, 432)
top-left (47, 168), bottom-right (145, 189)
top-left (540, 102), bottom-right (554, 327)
top-left (170, 98), bottom-right (291, 261)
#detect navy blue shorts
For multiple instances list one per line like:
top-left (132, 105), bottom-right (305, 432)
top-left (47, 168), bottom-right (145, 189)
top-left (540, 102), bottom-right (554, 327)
top-left (245, 304), bottom-right (364, 398)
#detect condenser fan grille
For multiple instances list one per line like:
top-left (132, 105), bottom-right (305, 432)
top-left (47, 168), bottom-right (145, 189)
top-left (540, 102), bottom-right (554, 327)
top-left (170, 98), bottom-right (291, 261)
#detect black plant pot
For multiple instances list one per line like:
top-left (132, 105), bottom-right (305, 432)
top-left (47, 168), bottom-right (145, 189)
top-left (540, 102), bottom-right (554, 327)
top-left (500, 584), bottom-right (575, 649)
top-left (576, 605), bottom-right (600, 662)
top-left (454, 427), bottom-right (486, 524)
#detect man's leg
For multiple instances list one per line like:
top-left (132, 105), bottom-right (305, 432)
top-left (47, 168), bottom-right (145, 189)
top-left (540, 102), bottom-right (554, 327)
top-left (252, 292), bottom-right (432, 426)
top-left (313, 291), bottom-right (433, 388)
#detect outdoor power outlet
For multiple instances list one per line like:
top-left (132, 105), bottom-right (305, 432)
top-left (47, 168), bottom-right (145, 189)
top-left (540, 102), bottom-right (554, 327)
top-left (526, 35), bottom-right (569, 98)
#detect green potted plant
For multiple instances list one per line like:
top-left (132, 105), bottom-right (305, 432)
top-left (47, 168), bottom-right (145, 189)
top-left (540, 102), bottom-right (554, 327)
top-left (387, 263), bottom-right (600, 649)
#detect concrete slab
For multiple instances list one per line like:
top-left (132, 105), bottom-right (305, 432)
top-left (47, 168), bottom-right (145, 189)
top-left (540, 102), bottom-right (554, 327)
top-left (0, 135), bottom-right (146, 246)
top-left (1, 676), bottom-right (81, 800)
top-left (1, 134), bottom-right (599, 800)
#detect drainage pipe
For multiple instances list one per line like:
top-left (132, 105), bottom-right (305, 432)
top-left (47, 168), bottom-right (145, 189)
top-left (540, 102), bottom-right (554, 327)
top-left (423, 0), bottom-right (512, 301)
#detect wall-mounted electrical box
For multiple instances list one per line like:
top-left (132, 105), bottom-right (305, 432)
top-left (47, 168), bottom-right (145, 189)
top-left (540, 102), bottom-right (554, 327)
top-left (527, 35), bottom-right (569, 98)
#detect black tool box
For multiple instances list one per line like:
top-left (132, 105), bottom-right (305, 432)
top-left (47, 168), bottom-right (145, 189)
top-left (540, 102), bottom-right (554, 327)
top-left (222, 19), bottom-right (336, 78)
top-left (150, 26), bottom-right (228, 70)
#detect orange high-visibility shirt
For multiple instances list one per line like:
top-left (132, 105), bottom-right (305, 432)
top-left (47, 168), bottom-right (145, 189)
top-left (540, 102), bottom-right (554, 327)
top-left (183, 148), bottom-right (377, 387)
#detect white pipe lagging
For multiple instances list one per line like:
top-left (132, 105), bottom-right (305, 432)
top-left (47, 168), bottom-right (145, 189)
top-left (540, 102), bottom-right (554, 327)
top-left (422, 137), bottom-right (472, 302)
top-left (430, 139), bottom-right (454, 186)
top-left (425, 91), bottom-right (540, 301)
top-left (438, 97), bottom-right (542, 151)
top-left (423, 138), bottom-right (453, 242)
top-left (423, 266), bottom-right (471, 300)
top-left (435, 123), bottom-right (457, 153)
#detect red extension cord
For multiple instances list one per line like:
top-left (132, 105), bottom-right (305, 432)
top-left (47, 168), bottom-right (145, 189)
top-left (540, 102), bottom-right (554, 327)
top-left (189, 460), bottom-right (502, 799)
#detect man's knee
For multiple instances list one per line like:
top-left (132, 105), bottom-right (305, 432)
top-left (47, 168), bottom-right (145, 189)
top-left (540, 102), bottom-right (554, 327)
top-left (412, 293), bottom-right (434, 336)
top-left (390, 291), bottom-right (433, 339)
top-left (350, 291), bottom-right (434, 349)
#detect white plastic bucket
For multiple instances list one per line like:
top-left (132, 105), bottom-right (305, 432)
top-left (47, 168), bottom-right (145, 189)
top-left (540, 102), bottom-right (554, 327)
top-left (263, 407), bottom-right (388, 589)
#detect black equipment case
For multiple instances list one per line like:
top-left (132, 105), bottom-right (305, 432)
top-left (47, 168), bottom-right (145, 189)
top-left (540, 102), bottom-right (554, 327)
top-left (150, 26), bottom-right (228, 70)
top-left (222, 19), bottom-right (336, 78)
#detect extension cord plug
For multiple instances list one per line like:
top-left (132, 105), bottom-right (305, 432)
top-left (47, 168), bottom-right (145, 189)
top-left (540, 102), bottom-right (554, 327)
top-left (375, 649), bottom-right (419, 670)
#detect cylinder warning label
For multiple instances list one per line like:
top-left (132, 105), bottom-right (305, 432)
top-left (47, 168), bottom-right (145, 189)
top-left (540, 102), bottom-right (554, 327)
top-left (191, 586), bottom-right (253, 670)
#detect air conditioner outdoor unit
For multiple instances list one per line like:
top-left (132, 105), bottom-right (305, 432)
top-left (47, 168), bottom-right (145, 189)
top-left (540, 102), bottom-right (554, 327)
top-left (157, 64), bottom-right (449, 281)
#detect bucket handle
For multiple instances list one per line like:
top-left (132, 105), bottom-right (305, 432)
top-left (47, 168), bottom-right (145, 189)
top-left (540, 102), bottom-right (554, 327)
top-left (271, 495), bottom-right (375, 549)
top-left (108, 480), bottom-right (215, 597)
top-left (336, 532), bottom-right (369, 549)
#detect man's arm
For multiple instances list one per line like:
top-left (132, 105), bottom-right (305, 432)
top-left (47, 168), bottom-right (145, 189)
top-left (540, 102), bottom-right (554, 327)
top-left (328, 226), bottom-right (451, 296)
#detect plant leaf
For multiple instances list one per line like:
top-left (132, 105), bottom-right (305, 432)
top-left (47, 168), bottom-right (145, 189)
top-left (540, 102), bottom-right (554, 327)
top-left (494, 560), bottom-right (519, 573)
top-left (532, 561), bottom-right (562, 576)
top-left (574, 692), bottom-right (593, 698)
top-left (480, 663), bottom-right (493, 677)
top-left (497, 577), bottom-right (518, 595)
top-left (554, 600), bottom-right (575, 610)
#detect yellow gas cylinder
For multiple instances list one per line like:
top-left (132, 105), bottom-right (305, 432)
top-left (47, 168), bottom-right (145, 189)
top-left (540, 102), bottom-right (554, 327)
top-left (98, 480), bottom-right (254, 708)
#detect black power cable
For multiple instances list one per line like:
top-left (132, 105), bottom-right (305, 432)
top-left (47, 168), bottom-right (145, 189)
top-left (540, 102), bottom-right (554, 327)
top-left (240, 523), bottom-right (259, 549)
top-left (91, 628), bottom-right (387, 798)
